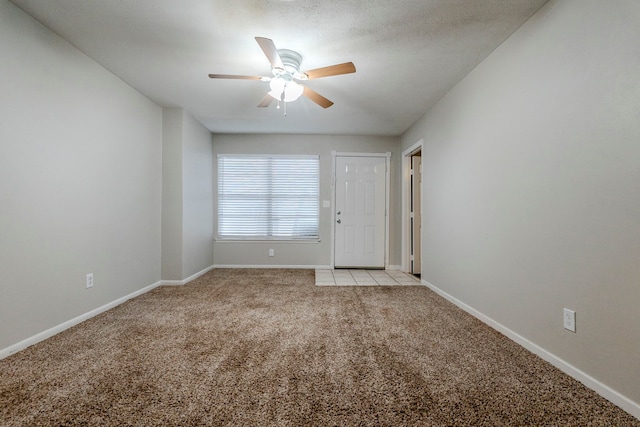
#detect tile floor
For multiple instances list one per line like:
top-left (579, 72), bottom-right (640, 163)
top-left (315, 269), bottom-right (422, 286)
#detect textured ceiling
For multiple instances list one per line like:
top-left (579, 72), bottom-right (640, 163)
top-left (10, 0), bottom-right (548, 136)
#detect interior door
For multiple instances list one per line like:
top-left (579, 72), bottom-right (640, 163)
top-left (334, 156), bottom-right (386, 268)
top-left (411, 154), bottom-right (422, 274)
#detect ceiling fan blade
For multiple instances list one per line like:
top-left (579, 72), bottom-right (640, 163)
top-left (303, 62), bottom-right (356, 80)
top-left (257, 94), bottom-right (274, 108)
top-left (255, 37), bottom-right (284, 69)
top-left (208, 74), bottom-right (262, 80)
top-left (303, 86), bottom-right (334, 108)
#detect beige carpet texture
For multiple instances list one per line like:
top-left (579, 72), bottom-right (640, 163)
top-left (1, 269), bottom-right (638, 426)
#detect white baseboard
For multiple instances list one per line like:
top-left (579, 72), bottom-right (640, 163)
top-left (0, 280), bottom-right (162, 360)
top-left (222, 265), bottom-right (403, 271)
top-left (161, 265), bottom-right (214, 286)
top-left (213, 264), bottom-right (326, 269)
top-left (211, 264), bottom-right (404, 271)
top-left (422, 279), bottom-right (640, 421)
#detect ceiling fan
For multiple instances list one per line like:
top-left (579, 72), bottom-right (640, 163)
top-left (208, 37), bottom-right (356, 112)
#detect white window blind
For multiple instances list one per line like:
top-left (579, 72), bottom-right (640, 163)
top-left (217, 155), bottom-right (319, 240)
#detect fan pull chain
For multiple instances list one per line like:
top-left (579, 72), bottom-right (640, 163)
top-left (281, 88), bottom-right (287, 117)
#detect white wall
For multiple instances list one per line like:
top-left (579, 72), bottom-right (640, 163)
top-left (181, 112), bottom-right (214, 278)
top-left (0, 0), bottom-right (162, 350)
top-left (161, 109), bottom-right (184, 280)
top-left (401, 0), bottom-right (640, 413)
top-left (162, 108), bottom-right (214, 281)
top-left (212, 134), bottom-right (401, 268)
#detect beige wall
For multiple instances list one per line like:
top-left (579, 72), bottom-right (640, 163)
top-left (401, 0), bottom-right (640, 411)
top-left (0, 1), bottom-right (162, 350)
top-left (212, 134), bottom-right (401, 268)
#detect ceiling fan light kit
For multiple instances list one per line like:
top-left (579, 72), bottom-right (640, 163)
top-left (209, 37), bottom-right (355, 114)
top-left (268, 77), bottom-right (304, 103)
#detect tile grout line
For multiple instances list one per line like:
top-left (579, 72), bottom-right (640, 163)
top-left (315, 269), bottom-right (421, 287)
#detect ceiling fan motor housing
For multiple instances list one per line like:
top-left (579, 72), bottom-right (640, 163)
top-left (275, 49), bottom-right (305, 79)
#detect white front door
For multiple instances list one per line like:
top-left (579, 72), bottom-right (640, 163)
top-left (334, 156), bottom-right (386, 268)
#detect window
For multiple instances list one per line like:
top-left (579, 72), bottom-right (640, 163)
top-left (217, 155), bottom-right (319, 240)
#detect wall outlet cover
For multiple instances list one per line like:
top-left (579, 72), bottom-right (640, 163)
top-left (563, 308), bottom-right (576, 332)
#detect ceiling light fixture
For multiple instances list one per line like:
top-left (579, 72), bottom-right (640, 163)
top-left (268, 76), bottom-right (304, 103)
top-left (266, 49), bottom-right (306, 116)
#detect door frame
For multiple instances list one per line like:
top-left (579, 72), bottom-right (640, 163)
top-left (330, 151), bottom-right (391, 269)
top-left (402, 139), bottom-right (424, 273)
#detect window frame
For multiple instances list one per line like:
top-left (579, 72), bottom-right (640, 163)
top-left (216, 154), bottom-right (320, 241)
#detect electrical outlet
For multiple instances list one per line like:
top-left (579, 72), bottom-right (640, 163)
top-left (86, 273), bottom-right (94, 289)
top-left (563, 308), bottom-right (576, 332)
top-left (268, 249), bottom-right (274, 257)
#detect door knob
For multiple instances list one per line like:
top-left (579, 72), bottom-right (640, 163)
top-left (337, 211), bottom-right (341, 215)
top-left (336, 219), bottom-right (342, 224)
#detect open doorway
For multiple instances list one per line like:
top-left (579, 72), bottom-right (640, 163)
top-left (402, 140), bottom-right (423, 276)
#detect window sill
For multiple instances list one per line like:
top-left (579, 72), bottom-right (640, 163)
top-left (214, 238), bottom-right (321, 244)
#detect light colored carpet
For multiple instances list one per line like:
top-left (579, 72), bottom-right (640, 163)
top-left (1, 268), bottom-right (637, 426)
